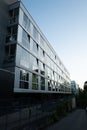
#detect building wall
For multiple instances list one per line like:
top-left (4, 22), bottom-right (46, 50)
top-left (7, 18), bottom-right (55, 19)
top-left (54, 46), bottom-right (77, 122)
top-left (0, 0), bottom-right (8, 67)
top-left (2, 1), bottom-right (71, 94)
top-left (14, 2), bottom-right (71, 93)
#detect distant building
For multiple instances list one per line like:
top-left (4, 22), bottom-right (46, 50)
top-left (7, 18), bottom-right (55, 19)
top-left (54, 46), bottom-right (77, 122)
top-left (71, 81), bottom-right (79, 94)
top-left (0, 0), bottom-right (71, 99)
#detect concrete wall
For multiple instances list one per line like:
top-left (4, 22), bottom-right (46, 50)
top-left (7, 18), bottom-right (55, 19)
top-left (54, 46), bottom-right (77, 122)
top-left (0, 69), bottom-right (14, 98)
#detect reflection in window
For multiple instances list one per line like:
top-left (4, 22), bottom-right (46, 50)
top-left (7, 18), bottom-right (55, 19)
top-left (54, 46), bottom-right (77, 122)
top-left (46, 55), bottom-right (50, 67)
top-left (51, 81), bottom-right (55, 91)
top-left (47, 67), bottom-right (51, 79)
top-left (22, 29), bottom-right (30, 49)
top-left (51, 70), bottom-right (55, 80)
top-left (55, 82), bottom-right (58, 91)
top-left (20, 70), bottom-right (29, 89)
top-left (40, 36), bottom-right (45, 47)
top-left (5, 44), bottom-right (16, 62)
top-left (32, 56), bottom-right (38, 72)
top-left (33, 26), bottom-right (38, 41)
top-left (33, 40), bottom-right (38, 54)
top-left (55, 73), bottom-right (58, 82)
top-left (20, 49), bottom-right (29, 68)
top-left (32, 73), bottom-right (38, 90)
top-left (40, 77), bottom-right (45, 90)
top-left (23, 13), bottom-right (30, 32)
top-left (40, 62), bottom-right (45, 75)
top-left (40, 48), bottom-right (45, 61)
top-left (48, 80), bottom-right (51, 91)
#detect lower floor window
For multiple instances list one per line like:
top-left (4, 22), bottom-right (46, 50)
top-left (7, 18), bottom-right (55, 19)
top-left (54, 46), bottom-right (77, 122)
top-left (32, 73), bottom-right (38, 90)
top-left (20, 69), bottom-right (29, 89)
top-left (40, 77), bottom-right (45, 90)
top-left (20, 81), bottom-right (28, 89)
top-left (48, 80), bottom-right (51, 91)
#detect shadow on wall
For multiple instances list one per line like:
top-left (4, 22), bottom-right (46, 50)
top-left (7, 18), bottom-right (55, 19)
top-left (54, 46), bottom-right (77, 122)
top-left (0, 69), bottom-right (14, 98)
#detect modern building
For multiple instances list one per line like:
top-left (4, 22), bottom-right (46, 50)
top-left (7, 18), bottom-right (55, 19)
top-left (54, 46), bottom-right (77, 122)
top-left (71, 81), bottom-right (79, 94)
top-left (0, 0), bottom-right (71, 100)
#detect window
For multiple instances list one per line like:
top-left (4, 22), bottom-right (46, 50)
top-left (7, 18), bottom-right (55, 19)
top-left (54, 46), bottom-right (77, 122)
top-left (5, 44), bottom-right (16, 62)
top-left (45, 55), bottom-right (50, 67)
top-left (20, 49), bottom-right (30, 68)
top-left (51, 81), bottom-right (55, 91)
top-left (33, 26), bottom-right (38, 41)
top-left (6, 25), bottom-right (17, 43)
top-left (55, 73), bottom-right (57, 82)
top-left (9, 8), bottom-right (19, 24)
top-left (33, 40), bottom-right (38, 54)
top-left (32, 56), bottom-right (39, 73)
top-left (48, 80), bottom-right (51, 91)
top-left (51, 70), bottom-right (54, 80)
top-left (23, 13), bottom-right (30, 32)
top-left (40, 77), bottom-right (45, 90)
top-left (47, 67), bottom-right (51, 79)
top-left (32, 73), bottom-right (38, 90)
top-left (40, 48), bottom-right (45, 61)
top-left (40, 62), bottom-right (45, 75)
top-left (20, 70), bottom-right (29, 89)
top-left (40, 36), bottom-right (45, 47)
top-left (22, 29), bottom-right (30, 49)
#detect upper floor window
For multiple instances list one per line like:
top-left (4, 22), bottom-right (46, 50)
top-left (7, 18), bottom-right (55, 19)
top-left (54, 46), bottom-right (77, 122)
top-left (33, 40), bottom-right (38, 54)
top-left (45, 55), bottom-right (51, 67)
top-left (6, 25), bottom-right (17, 43)
top-left (33, 26), bottom-right (38, 42)
top-left (22, 29), bottom-right (30, 49)
top-left (32, 55), bottom-right (39, 73)
top-left (40, 62), bottom-right (45, 75)
top-left (4, 44), bottom-right (16, 62)
top-left (39, 48), bottom-right (45, 61)
top-left (20, 49), bottom-right (30, 68)
top-left (40, 36), bottom-right (45, 47)
top-left (9, 8), bottom-right (19, 24)
top-left (23, 13), bottom-right (30, 32)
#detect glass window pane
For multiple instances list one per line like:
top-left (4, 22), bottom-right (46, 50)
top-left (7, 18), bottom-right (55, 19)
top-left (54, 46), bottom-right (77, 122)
top-left (22, 29), bottom-right (30, 49)
top-left (20, 49), bottom-right (30, 68)
top-left (33, 26), bottom-right (38, 41)
top-left (32, 56), bottom-right (39, 72)
top-left (32, 73), bottom-right (38, 90)
top-left (23, 13), bottom-right (30, 32)
top-left (33, 40), bottom-right (38, 54)
top-left (40, 62), bottom-right (45, 75)
top-left (40, 36), bottom-right (45, 47)
top-left (32, 73), bottom-right (38, 83)
top-left (32, 84), bottom-right (38, 90)
top-left (20, 69), bottom-right (29, 89)
top-left (40, 77), bottom-right (45, 90)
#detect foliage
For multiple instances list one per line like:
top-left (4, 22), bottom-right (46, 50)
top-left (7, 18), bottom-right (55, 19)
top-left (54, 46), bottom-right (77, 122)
top-left (49, 100), bottom-right (72, 123)
top-left (76, 86), bottom-right (87, 108)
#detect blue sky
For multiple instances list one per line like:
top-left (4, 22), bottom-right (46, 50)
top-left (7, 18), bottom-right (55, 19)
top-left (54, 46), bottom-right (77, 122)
top-left (21, 0), bottom-right (87, 88)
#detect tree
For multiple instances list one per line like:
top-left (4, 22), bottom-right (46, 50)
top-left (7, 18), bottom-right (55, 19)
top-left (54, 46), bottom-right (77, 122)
top-left (84, 81), bottom-right (87, 90)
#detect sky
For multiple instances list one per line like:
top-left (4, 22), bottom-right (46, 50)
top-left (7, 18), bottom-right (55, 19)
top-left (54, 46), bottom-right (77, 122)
top-left (21, 0), bottom-right (87, 89)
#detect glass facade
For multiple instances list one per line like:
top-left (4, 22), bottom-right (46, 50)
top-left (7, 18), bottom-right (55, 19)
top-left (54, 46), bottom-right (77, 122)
top-left (4, 1), bottom-right (71, 93)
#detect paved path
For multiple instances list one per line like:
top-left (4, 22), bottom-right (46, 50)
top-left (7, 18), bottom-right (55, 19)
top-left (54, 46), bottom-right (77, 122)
top-left (45, 109), bottom-right (87, 130)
